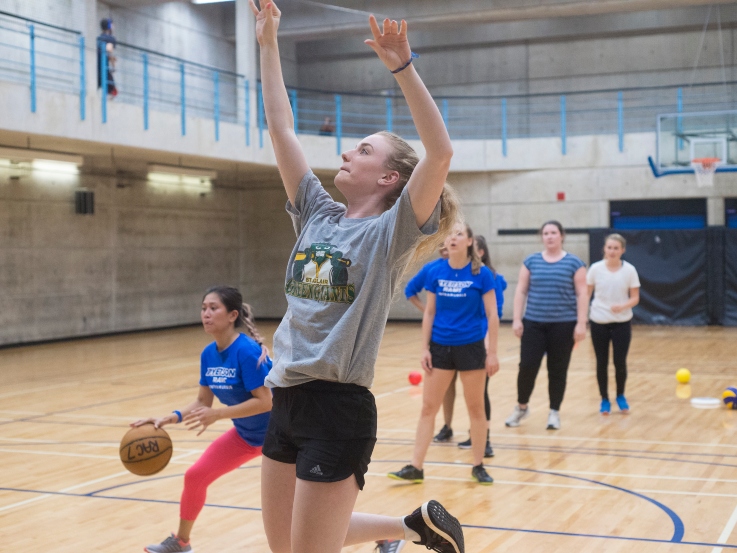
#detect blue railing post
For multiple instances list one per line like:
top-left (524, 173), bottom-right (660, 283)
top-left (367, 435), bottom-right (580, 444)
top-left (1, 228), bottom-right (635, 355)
top-left (180, 63), bottom-right (186, 136)
top-left (100, 38), bottom-right (107, 123)
top-left (257, 81), bottom-right (264, 148)
top-left (617, 91), bottom-right (624, 152)
top-left (142, 53), bottom-right (149, 130)
top-left (213, 71), bottom-right (220, 141)
top-left (78, 36), bottom-right (85, 121)
top-left (335, 94), bottom-right (342, 156)
top-left (29, 24), bottom-right (36, 113)
top-left (677, 87), bottom-right (683, 150)
top-left (289, 89), bottom-right (298, 133)
top-left (442, 99), bottom-right (449, 131)
top-left (501, 98), bottom-right (508, 157)
top-left (560, 95), bottom-right (567, 155)
top-left (245, 79), bottom-right (250, 146)
top-left (386, 97), bottom-right (392, 132)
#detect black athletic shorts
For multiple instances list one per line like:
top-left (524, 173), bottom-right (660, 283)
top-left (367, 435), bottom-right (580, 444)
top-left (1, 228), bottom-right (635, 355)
top-left (430, 339), bottom-right (486, 371)
top-left (262, 379), bottom-right (377, 490)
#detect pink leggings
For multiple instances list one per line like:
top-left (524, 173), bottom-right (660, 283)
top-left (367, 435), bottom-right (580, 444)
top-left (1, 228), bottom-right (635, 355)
top-left (180, 426), bottom-right (262, 520)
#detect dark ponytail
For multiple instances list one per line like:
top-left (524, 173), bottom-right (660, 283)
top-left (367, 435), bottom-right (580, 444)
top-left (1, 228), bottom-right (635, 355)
top-left (475, 234), bottom-right (496, 276)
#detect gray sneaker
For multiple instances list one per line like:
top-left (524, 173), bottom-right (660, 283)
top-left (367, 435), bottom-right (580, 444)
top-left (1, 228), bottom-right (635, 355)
top-left (375, 539), bottom-right (406, 553)
top-left (504, 405), bottom-right (529, 427)
top-left (547, 409), bottom-right (561, 430)
top-left (144, 534), bottom-right (192, 553)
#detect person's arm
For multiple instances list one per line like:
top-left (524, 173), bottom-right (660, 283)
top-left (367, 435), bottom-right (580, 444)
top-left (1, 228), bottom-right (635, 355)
top-left (420, 292), bottom-right (436, 373)
top-left (408, 295), bottom-right (425, 313)
top-left (365, 17), bottom-right (452, 227)
top-left (611, 287), bottom-right (640, 313)
top-left (250, 0), bottom-right (309, 205)
top-left (482, 291), bottom-right (500, 377)
top-left (131, 386), bottom-right (215, 429)
top-left (184, 386), bottom-right (272, 436)
top-left (512, 265), bottom-right (530, 338)
top-left (574, 266), bottom-right (588, 342)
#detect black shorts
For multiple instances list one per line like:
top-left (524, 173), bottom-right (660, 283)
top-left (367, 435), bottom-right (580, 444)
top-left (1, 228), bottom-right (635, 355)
top-left (262, 380), bottom-right (377, 490)
top-left (430, 339), bottom-right (486, 371)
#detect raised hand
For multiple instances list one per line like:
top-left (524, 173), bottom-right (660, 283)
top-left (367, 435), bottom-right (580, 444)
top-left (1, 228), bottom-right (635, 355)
top-left (364, 15), bottom-right (412, 73)
top-left (249, 0), bottom-right (281, 46)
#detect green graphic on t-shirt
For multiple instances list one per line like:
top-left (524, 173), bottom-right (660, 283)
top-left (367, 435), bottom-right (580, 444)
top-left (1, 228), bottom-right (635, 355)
top-left (286, 242), bottom-right (355, 303)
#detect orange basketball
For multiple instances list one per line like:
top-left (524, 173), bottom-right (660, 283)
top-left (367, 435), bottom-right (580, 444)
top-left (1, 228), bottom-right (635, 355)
top-left (119, 424), bottom-right (173, 476)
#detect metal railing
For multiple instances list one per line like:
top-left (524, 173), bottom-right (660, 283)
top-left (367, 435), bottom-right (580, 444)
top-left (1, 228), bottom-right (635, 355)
top-left (2, 10), bottom-right (737, 155)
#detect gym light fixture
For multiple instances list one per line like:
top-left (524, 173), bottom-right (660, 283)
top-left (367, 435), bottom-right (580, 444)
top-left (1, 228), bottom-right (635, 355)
top-left (0, 147), bottom-right (83, 176)
top-left (147, 164), bottom-right (216, 190)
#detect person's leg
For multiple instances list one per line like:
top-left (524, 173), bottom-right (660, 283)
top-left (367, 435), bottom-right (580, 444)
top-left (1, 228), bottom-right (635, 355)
top-left (177, 427), bottom-right (261, 541)
top-left (545, 321), bottom-right (577, 411)
top-left (442, 371), bottom-right (458, 428)
top-left (411, 369), bottom-right (457, 469)
top-left (517, 320), bottom-right (548, 406)
top-left (611, 321), bottom-right (632, 398)
top-left (483, 375), bottom-right (491, 422)
top-left (261, 457), bottom-right (297, 553)
top-left (458, 370), bottom-right (488, 467)
top-left (589, 321), bottom-right (612, 400)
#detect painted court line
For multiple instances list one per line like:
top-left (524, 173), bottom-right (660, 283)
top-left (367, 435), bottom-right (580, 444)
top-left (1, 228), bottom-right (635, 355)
top-left (712, 502), bottom-right (737, 553)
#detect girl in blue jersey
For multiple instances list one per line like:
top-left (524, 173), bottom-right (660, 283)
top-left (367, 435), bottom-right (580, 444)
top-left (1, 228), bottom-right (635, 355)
top-left (389, 223), bottom-right (499, 485)
top-left (506, 221), bottom-right (588, 431)
top-left (133, 286), bottom-right (273, 553)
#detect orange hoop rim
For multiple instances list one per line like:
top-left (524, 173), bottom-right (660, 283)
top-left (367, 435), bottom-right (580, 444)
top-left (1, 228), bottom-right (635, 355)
top-left (691, 157), bottom-right (722, 166)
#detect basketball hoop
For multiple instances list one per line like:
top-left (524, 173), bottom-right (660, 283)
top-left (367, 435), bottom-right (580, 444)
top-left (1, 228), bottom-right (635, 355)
top-left (691, 157), bottom-right (721, 187)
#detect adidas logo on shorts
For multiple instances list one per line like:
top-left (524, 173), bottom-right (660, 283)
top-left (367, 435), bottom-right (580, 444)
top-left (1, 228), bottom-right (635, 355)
top-left (310, 465), bottom-right (323, 475)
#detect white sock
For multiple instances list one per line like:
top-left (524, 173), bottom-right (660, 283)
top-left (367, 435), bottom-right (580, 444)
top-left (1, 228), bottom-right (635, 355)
top-left (401, 517), bottom-right (421, 543)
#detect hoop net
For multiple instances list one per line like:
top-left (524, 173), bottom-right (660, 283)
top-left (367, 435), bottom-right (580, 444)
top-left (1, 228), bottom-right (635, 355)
top-left (691, 157), bottom-right (721, 187)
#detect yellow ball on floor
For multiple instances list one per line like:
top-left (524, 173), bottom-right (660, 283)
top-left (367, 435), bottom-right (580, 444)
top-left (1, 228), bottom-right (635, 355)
top-left (676, 368), bottom-right (691, 384)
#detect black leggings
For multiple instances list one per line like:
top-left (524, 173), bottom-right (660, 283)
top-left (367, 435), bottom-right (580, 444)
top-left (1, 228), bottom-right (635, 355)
top-left (518, 319), bottom-right (576, 411)
top-left (590, 320), bottom-right (632, 400)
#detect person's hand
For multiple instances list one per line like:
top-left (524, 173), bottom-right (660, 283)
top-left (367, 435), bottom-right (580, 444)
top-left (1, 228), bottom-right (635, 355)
top-left (486, 353), bottom-right (500, 377)
top-left (130, 416), bottom-right (171, 429)
top-left (512, 319), bottom-right (524, 339)
top-left (184, 407), bottom-right (221, 436)
top-left (610, 304), bottom-right (625, 314)
top-left (574, 322), bottom-right (587, 342)
top-left (364, 15), bottom-right (412, 73)
top-left (420, 348), bottom-right (433, 374)
top-left (249, 0), bottom-right (281, 46)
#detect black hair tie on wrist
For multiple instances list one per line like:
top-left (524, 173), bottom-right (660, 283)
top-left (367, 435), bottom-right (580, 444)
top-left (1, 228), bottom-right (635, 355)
top-left (391, 52), bottom-right (419, 74)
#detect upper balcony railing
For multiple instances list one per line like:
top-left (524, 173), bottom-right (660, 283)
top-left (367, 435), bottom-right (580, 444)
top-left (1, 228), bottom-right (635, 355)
top-left (3, 10), bottom-right (737, 157)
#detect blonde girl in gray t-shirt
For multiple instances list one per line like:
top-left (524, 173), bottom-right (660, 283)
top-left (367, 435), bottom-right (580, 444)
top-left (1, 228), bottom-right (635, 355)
top-left (250, 2), bottom-right (465, 553)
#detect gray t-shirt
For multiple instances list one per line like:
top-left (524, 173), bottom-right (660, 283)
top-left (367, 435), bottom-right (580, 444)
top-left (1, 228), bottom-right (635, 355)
top-left (265, 171), bottom-right (441, 389)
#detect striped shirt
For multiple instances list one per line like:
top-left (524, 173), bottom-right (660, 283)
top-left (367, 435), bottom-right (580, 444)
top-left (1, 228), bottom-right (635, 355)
top-left (523, 252), bottom-right (585, 323)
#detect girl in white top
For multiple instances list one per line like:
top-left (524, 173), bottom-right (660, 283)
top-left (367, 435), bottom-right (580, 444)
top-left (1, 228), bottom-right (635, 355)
top-left (587, 233), bottom-right (640, 415)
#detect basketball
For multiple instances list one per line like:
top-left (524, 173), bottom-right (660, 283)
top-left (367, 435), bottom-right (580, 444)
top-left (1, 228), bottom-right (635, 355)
top-left (722, 387), bottom-right (737, 410)
top-left (119, 424), bottom-right (173, 476)
top-left (408, 371), bottom-right (422, 386)
top-left (676, 368), bottom-right (691, 384)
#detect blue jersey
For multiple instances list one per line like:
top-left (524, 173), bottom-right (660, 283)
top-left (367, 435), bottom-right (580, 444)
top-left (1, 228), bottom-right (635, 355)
top-left (405, 258), bottom-right (446, 299)
top-left (492, 272), bottom-right (507, 319)
top-left (523, 252), bottom-right (585, 322)
top-left (425, 260), bottom-right (495, 346)
top-left (200, 333), bottom-right (271, 446)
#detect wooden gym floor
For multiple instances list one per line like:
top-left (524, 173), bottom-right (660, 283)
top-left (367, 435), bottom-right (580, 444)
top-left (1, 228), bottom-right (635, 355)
top-left (1, 321), bottom-right (737, 552)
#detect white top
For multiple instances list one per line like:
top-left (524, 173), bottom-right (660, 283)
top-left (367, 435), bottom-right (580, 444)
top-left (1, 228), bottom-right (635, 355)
top-left (587, 260), bottom-right (641, 323)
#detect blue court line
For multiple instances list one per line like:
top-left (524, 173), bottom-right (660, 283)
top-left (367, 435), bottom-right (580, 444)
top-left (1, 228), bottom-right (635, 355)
top-left (1, 484), bottom-right (730, 549)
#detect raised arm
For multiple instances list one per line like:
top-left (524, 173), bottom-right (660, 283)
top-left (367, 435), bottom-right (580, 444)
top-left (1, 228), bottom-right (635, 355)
top-left (365, 17), bottom-right (453, 227)
top-left (250, 0), bottom-right (309, 205)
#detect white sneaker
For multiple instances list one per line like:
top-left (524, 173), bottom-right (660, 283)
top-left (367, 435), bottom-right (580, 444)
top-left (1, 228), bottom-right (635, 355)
top-left (505, 405), bottom-right (529, 427)
top-left (547, 409), bottom-right (561, 430)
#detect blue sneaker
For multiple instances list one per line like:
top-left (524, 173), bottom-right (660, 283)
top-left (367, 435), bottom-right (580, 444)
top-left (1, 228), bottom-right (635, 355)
top-left (600, 399), bottom-right (611, 415)
top-left (616, 395), bottom-right (630, 413)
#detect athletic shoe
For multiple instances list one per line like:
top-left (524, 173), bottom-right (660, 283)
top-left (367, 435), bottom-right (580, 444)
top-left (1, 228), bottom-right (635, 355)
top-left (600, 399), bottom-right (611, 415)
top-left (433, 424), bottom-right (453, 442)
top-left (374, 539), bottom-right (406, 553)
top-left (505, 405), bottom-right (529, 427)
top-left (457, 437), bottom-right (471, 449)
top-left (404, 500), bottom-right (465, 553)
top-left (484, 440), bottom-right (494, 458)
top-left (546, 409), bottom-right (561, 430)
top-left (616, 395), bottom-right (630, 412)
top-left (388, 464), bottom-right (424, 483)
top-left (471, 464), bottom-right (494, 485)
top-left (144, 534), bottom-right (192, 553)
